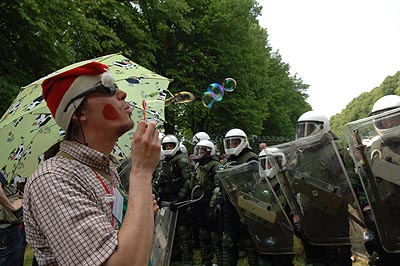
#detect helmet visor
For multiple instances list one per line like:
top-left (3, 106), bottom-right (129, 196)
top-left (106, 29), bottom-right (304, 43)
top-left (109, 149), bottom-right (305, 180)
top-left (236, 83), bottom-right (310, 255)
top-left (225, 137), bottom-right (241, 148)
top-left (259, 156), bottom-right (268, 170)
top-left (374, 112), bottom-right (400, 130)
top-left (162, 142), bottom-right (176, 150)
top-left (296, 121), bottom-right (322, 139)
top-left (194, 146), bottom-right (210, 160)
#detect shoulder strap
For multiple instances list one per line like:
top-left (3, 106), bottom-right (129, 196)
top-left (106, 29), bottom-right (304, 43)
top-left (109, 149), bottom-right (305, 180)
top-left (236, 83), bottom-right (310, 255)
top-left (204, 160), bottom-right (219, 172)
top-left (58, 151), bottom-right (127, 196)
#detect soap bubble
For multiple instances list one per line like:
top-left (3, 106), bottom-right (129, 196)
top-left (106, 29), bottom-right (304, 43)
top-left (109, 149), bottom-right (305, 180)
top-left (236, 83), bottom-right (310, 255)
top-left (201, 91), bottom-right (216, 108)
top-left (221, 78), bottom-right (236, 92)
top-left (207, 83), bottom-right (224, 101)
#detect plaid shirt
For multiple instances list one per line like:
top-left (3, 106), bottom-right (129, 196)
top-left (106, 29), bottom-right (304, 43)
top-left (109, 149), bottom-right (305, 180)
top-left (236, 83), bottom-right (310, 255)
top-left (24, 140), bottom-right (121, 266)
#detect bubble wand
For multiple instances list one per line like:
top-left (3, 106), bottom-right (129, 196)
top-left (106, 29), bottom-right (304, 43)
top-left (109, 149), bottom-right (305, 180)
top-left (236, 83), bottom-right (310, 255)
top-left (142, 99), bottom-right (147, 121)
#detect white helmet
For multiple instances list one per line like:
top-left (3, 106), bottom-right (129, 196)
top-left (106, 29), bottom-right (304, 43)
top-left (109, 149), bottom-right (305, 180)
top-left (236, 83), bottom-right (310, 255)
top-left (258, 149), bottom-right (276, 178)
top-left (161, 134), bottom-right (180, 157)
top-left (192, 131), bottom-right (211, 145)
top-left (223, 128), bottom-right (249, 156)
top-left (371, 95), bottom-right (400, 116)
top-left (296, 111), bottom-right (330, 139)
top-left (179, 143), bottom-right (188, 154)
top-left (259, 147), bottom-right (286, 178)
top-left (194, 140), bottom-right (215, 160)
top-left (370, 95), bottom-right (400, 140)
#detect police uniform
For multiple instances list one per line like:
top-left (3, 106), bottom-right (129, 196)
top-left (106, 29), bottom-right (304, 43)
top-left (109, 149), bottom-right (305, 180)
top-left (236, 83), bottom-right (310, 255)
top-left (192, 156), bottom-right (223, 266)
top-left (153, 151), bottom-right (193, 265)
top-left (221, 147), bottom-right (260, 266)
top-left (295, 134), bottom-right (352, 266)
top-left (360, 137), bottom-right (400, 266)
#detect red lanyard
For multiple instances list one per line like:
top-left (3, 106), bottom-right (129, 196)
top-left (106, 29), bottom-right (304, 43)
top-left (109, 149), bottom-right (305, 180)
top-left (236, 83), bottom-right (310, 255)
top-left (92, 169), bottom-right (117, 227)
top-left (92, 168), bottom-right (113, 194)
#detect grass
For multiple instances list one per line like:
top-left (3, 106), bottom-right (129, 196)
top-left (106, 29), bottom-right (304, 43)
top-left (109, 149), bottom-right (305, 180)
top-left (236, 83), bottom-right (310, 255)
top-left (25, 244), bottom-right (368, 266)
top-left (169, 248), bottom-right (368, 266)
top-left (24, 245), bottom-right (34, 266)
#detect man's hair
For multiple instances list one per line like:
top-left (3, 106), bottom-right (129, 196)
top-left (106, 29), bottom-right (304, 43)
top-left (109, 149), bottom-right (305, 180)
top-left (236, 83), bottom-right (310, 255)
top-left (64, 99), bottom-right (88, 141)
top-left (44, 99), bottom-right (88, 159)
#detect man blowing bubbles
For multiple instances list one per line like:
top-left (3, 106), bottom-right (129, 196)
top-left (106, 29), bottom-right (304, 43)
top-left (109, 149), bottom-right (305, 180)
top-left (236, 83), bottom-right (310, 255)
top-left (23, 62), bottom-right (160, 266)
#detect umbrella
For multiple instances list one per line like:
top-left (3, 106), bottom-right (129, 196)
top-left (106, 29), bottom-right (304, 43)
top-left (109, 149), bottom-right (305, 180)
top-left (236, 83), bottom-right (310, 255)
top-left (0, 53), bottom-right (172, 183)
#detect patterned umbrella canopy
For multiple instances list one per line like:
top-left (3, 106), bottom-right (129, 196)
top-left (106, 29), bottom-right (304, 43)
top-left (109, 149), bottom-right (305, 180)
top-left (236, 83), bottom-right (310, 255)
top-left (0, 53), bottom-right (171, 182)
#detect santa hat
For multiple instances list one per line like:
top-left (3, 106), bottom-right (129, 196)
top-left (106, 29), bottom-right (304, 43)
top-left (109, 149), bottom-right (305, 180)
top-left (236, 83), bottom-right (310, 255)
top-left (42, 62), bottom-right (115, 131)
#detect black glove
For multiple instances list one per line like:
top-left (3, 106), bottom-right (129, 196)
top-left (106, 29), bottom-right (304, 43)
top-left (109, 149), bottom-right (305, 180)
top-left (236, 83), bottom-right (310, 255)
top-left (364, 230), bottom-right (379, 255)
top-left (363, 209), bottom-right (375, 229)
top-left (215, 203), bottom-right (222, 216)
top-left (170, 199), bottom-right (179, 211)
top-left (293, 222), bottom-right (307, 241)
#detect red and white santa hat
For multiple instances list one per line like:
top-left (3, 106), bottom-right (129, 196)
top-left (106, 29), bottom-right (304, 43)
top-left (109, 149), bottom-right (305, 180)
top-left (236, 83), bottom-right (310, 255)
top-left (42, 61), bottom-right (115, 131)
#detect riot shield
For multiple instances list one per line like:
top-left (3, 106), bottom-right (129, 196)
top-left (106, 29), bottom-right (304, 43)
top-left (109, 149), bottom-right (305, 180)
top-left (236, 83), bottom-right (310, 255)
top-left (150, 202), bottom-right (178, 266)
top-left (150, 186), bottom-right (204, 265)
top-left (269, 133), bottom-right (364, 246)
top-left (217, 160), bottom-right (296, 254)
top-left (344, 107), bottom-right (400, 253)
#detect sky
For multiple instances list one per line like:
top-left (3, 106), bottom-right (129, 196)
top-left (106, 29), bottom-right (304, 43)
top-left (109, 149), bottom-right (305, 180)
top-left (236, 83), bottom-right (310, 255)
top-left (257, 0), bottom-right (400, 118)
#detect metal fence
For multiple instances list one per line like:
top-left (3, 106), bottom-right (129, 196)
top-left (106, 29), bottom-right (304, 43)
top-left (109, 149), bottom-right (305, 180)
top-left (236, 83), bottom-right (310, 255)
top-left (210, 135), bottom-right (294, 154)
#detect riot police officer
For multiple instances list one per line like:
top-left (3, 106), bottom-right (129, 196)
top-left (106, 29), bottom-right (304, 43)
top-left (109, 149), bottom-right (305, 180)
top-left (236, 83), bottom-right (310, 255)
top-left (190, 132), bottom-right (212, 165)
top-left (153, 134), bottom-right (193, 265)
top-left (192, 140), bottom-right (223, 266)
top-left (258, 148), bottom-right (295, 266)
top-left (295, 111), bottom-right (352, 266)
top-left (221, 128), bottom-right (259, 266)
top-left (355, 95), bottom-right (400, 265)
top-left (192, 131), bottom-right (211, 146)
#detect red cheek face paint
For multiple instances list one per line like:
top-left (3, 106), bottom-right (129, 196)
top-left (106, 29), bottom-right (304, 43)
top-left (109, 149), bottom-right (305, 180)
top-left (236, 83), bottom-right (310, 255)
top-left (103, 104), bottom-right (120, 120)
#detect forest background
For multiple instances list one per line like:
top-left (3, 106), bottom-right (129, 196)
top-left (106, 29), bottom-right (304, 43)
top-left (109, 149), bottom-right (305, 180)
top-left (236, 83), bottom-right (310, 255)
top-left (1, 0), bottom-right (399, 150)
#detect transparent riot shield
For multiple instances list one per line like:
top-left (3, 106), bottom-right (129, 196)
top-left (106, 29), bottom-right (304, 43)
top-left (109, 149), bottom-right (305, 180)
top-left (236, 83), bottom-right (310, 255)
top-left (150, 202), bottom-right (178, 266)
top-left (269, 133), bottom-right (364, 246)
top-left (217, 160), bottom-right (296, 254)
top-left (150, 186), bottom-right (204, 266)
top-left (344, 107), bottom-right (400, 253)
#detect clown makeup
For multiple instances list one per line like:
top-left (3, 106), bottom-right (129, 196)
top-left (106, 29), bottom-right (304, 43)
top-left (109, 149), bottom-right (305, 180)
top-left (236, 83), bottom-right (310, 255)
top-left (103, 104), bottom-right (120, 120)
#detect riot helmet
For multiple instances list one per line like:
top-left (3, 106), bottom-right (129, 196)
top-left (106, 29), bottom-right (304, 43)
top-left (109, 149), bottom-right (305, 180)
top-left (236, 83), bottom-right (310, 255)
top-left (194, 140), bottom-right (215, 162)
top-left (371, 95), bottom-right (400, 116)
top-left (161, 134), bottom-right (180, 157)
top-left (258, 147), bottom-right (286, 178)
top-left (370, 95), bottom-right (400, 140)
top-left (224, 128), bottom-right (249, 156)
top-left (179, 143), bottom-right (188, 154)
top-left (258, 149), bottom-right (276, 177)
top-left (192, 131), bottom-right (211, 145)
top-left (296, 111), bottom-right (330, 139)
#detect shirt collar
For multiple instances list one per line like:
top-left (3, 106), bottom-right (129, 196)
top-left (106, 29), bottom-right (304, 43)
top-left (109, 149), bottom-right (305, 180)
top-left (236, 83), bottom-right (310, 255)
top-left (60, 140), bottom-right (120, 172)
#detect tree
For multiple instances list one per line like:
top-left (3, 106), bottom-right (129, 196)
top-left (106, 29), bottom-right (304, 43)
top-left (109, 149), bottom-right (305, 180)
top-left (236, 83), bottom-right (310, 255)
top-left (330, 71), bottom-right (400, 147)
top-left (1, 0), bottom-right (311, 146)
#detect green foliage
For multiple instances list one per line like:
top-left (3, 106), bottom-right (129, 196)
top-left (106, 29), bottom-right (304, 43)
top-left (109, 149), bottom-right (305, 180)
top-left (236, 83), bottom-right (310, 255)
top-left (331, 71), bottom-right (400, 147)
top-left (0, 0), bottom-right (310, 143)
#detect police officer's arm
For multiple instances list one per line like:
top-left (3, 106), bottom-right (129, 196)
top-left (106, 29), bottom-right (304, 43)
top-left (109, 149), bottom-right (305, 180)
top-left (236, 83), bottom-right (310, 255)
top-left (210, 162), bottom-right (223, 207)
top-left (341, 148), bottom-right (369, 209)
top-left (177, 156), bottom-right (193, 199)
top-left (0, 185), bottom-right (22, 211)
top-left (212, 162), bottom-right (222, 187)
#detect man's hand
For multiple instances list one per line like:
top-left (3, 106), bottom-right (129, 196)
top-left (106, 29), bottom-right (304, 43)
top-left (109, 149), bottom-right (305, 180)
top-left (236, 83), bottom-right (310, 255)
top-left (130, 121), bottom-right (161, 175)
top-left (152, 194), bottom-right (159, 215)
top-left (12, 198), bottom-right (23, 212)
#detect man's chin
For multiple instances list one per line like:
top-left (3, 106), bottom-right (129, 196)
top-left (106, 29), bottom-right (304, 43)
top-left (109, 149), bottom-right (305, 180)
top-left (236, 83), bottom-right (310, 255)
top-left (118, 121), bottom-right (134, 137)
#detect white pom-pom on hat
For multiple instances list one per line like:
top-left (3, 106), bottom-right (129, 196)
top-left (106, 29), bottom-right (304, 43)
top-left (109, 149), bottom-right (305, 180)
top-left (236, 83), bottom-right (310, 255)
top-left (101, 71), bottom-right (115, 87)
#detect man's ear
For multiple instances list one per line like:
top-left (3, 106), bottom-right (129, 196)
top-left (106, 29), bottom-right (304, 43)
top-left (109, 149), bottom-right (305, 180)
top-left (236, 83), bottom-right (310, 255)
top-left (72, 111), bottom-right (87, 122)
